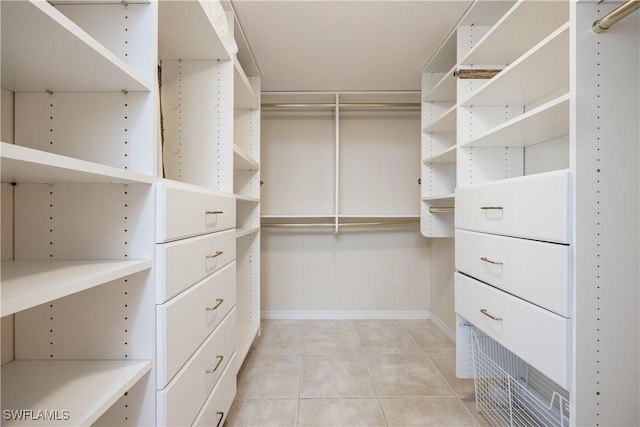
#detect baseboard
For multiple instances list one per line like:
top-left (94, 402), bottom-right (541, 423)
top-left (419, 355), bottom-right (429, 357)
top-left (429, 312), bottom-right (456, 343)
top-left (261, 310), bottom-right (430, 320)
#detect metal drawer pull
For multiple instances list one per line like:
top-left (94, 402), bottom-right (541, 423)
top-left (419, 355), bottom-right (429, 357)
top-left (480, 257), bottom-right (503, 265)
top-left (480, 309), bottom-right (503, 321)
top-left (206, 211), bottom-right (224, 215)
top-left (206, 251), bottom-right (224, 259)
top-left (480, 206), bottom-right (503, 210)
top-left (216, 412), bottom-right (225, 427)
top-left (206, 355), bottom-right (224, 374)
top-left (206, 299), bottom-right (224, 311)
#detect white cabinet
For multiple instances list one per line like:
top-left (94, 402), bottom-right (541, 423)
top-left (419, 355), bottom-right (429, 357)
top-left (428, 1), bottom-right (640, 425)
top-left (1, 0), bottom-right (156, 424)
top-left (1, 1), bottom-right (259, 425)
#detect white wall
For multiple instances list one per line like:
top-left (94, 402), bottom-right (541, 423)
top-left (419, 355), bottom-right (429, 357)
top-left (260, 107), bottom-right (431, 318)
top-left (261, 228), bottom-right (430, 317)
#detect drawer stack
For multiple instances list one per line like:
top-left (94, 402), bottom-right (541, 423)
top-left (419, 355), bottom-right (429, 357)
top-left (454, 170), bottom-right (571, 390)
top-left (156, 182), bottom-right (238, 426)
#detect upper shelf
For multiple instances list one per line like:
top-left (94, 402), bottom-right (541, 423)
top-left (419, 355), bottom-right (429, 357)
top-left (234, 58), bottom-right (259, 109)
top-left (158, 0), bottom-right (231, 61)
top-left (422, 66), bottom-right (456, 102)
top-left (460, 94), bottom-right (569, 149)
top-left (460, 0), bottom-right (568, 67)
top-left (423, 105), bottom-right (456, 134)
top-left (1, 1), bottom-right (151, 92)
top-left (460, 23), bottom-right (569, 107)
top-left (0, 142), bottom-right (155, 185)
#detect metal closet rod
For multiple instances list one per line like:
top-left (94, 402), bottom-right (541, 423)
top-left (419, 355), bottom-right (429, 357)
top-left (261, 102), bottom-right (421, 110)
top-left (428, 207), bottom-right (455, 213)
top-left (592, 0), bottom-right (640, 33)
top-left (261, 219), bottom-right (419, 228)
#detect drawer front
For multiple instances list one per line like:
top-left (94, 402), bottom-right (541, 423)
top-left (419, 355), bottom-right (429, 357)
top-left (455, 272), bottom-right (569, 389)
top-left (455, 229), bottom-right (570, 317)
top-left (455, 170), bottom-right (570, 243)
top-left (157, 262), bottom-right (236, 387)
top-left (192, 352), bottom-right (238, 427)
top-left (158, 309), bottom-right (236, 427)
top-left (157, 184), bottom-right (236, 242)
top-left (157, 229), bottom-right (236, 303)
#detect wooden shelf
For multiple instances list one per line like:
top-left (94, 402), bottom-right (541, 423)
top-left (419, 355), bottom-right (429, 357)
top-left (461, 1), bottom-right (568, 67)
top-left (234, 57), bottom-right (259, 110)
top-left (422, 105), bottom-right (456, 133)
top-left (158, 0), bottom-right (231, 61)
top-left (236, 227), bottom-right (260, 239)
top-left (460, 24), bottom-right (569, 107)
top-left (460, 94), bottom-right (569, 148)
top-left (233, 145), bottom-right (259, 170)
top-left (1, 259), bottom-right (151, 316)
top-left (423, 145), bottom-right (457, 164)
top-left (1, 360), bottom-right (151, 426)
top-left (0, 142), bottom-right (155, 185)
top-left (1, 1), bottom-right (151, 92)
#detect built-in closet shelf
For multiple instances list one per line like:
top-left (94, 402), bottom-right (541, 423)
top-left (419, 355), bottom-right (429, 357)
top-left (1, 0), bottom-right (151, 92)
top-left (422, 105), bottom-right (456, 133)
top-left (261, 214), bottom-right (334, 219)
top-left (233, 145), bottom-right (260, 170)
top-left (236, 195), bottom-right (260, 203)
top-left (460, 23), bottom-right (569, 107)
top-left (234, 58), bottom-right (259, 110)
top-left (236, 227), bottom-right (259, 239)
top-left (423, 146), bottom-right (456, 164)
top-left (157, 0), bottom-right (232, 61)
top-left (339, 214), bottom-right (419, 219)
top-left (460, 1), bottom-right (568, 66)
top-left (0, 142), bottom-right (155, 185)
top-left (1, 360), bottom-right (151, 426)
top-left (422, 193), bottom-right (455, 202)
top-left (422, 66), bottom-right (456, 102)
top-left (1, 259), bottom-right (151, 316)
top-left (460, 94), bottom-right (569, 148)
top-left (237, 324), bottom-right (260, 370)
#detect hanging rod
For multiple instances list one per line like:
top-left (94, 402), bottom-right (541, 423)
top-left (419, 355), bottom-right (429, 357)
top-left (428, 207), bottom-right (455, 213)
top-left (261, 219), bottom-right (419, 228)
top-left (262, 103), bottom-right (421, 111)
top-left (453, 69), bottom-right (501, 79)
top-left (592, 0), bottom-right (640, 33)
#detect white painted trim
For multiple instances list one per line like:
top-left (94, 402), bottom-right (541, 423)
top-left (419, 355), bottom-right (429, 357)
top-left (261, 310), bottom-right (430, 320)
top-left (428, 312), bottom-right (456, 344)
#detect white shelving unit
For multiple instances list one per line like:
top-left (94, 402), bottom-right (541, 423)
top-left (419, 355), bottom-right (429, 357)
top-left (233, 70), bottom-right (261, 370)
top-left (1, 1), bottom-right (157, 424)
top-left (423, 0), bottom-right (640, 425)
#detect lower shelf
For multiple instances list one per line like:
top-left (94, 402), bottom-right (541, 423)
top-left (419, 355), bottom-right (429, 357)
top-left (1, 359), bottom-right (151, 426)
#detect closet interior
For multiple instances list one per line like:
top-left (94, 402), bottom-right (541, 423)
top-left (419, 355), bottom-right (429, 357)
top-left (0, 0), bottom-right (639, 426)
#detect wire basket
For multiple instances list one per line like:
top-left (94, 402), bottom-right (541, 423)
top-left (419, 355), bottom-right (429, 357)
top-left (471, 328), bottom-right (570, 427)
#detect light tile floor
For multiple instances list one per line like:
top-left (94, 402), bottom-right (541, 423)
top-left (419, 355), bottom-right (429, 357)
top-left (225, 319), bottom-right (491, 427)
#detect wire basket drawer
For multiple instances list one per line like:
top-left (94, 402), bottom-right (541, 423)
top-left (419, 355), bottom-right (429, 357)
top-left (471, 328), bottom-right (570, 427)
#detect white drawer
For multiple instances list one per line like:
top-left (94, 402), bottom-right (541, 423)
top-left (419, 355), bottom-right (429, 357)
top-left (157, 262), bottom-right (236, 387)
top-left (157, 183), bottom-right (236, 243)
top-left (157, 229), bottom-right (236, 303)
top-left (455, 170), bottom-right (570, 243)
top-left (455, 272), bottom-right (570, 389)
top-left (455, 230), bottom-right (570, 317)
top-left (192, 352), bottom-right (237, 427)
top-left (158, 309), bottom-right (236, 427)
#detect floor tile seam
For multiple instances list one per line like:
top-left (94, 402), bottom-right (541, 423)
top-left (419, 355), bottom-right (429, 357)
top-left (422, 352), bottom-right (461, 400)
